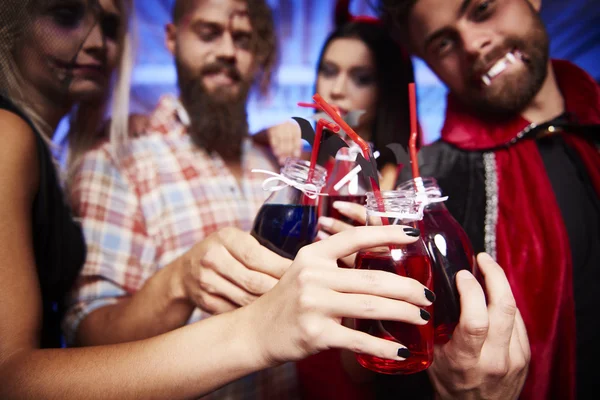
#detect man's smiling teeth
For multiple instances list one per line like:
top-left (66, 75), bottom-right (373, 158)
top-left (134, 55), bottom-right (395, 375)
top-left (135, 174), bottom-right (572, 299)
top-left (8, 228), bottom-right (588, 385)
top-left (481, 51), bottom-right (521, 86)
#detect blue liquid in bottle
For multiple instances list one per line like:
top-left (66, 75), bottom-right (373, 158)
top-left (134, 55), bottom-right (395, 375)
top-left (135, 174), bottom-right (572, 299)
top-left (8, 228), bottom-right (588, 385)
top-left (251, 158), bottom-right (327, 260)
top-left (251, 204), bottom-right (318, 259)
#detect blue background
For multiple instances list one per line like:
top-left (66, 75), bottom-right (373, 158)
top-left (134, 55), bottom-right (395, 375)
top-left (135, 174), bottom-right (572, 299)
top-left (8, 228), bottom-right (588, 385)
top-left (55, 0), bottom-right (600, 149)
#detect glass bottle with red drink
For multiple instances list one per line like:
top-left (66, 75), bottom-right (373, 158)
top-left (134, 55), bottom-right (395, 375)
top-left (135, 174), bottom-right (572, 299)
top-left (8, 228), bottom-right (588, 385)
top-left (251, 158), bottom-right (327, 259)
top-left (396, 177), bottom-right (476, 344)
top-left (319, 145), bottom-right (369, 226)
top-left (354, 191), bottom-right (434, 375)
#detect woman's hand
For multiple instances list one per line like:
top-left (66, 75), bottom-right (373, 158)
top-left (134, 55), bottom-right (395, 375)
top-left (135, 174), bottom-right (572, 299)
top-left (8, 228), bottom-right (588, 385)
top-left (318, 201), bottom-right (368, 266)
top-left (245, 225), bottom-right (435, 366)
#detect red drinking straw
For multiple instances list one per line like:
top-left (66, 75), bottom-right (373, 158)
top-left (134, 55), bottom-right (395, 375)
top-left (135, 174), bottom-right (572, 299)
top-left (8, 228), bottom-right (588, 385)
top-left (297, 101), bottom-right (341, 115)
top-left (313, 94), bottom-right (372, 162)
top-left (313, 93), bottom-right (389, 221)
top-left (408, 83), bottom-right (423, 192)
top-left (313, 94), bottom-right (407, 272)
top-left (308, 118), bottom-right (340, 183)
top-left (297, 102), bottom-right (321, 110)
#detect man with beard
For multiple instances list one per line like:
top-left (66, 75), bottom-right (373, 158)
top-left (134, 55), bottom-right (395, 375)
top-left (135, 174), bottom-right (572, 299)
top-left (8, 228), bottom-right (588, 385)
top-left (376, 0), bottom-right (599, 399)
top-left (64, 0), bottom-right (302, 398)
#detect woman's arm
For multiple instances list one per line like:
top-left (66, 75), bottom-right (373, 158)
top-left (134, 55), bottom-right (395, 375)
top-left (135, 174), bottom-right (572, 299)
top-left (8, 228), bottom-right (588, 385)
top-left (0, 111), bottom-right (270, 399)
top-left (0, 111), bottom-right (433, 399)
top-left (0, 111), bottom-right (280, 399)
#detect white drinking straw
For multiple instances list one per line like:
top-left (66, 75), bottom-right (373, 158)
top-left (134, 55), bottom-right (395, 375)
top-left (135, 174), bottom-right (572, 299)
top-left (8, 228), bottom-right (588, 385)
top-left (333, 151), bottom-right (380, 192)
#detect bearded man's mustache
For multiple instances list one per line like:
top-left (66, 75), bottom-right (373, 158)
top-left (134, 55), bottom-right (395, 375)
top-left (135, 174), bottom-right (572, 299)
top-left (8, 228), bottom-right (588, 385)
top-left (199, 60), bottom-right (242, 82)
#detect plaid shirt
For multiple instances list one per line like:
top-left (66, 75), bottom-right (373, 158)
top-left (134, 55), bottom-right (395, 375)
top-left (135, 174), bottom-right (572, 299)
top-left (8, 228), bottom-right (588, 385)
top-left (64, 95), bottom-right (298, 399)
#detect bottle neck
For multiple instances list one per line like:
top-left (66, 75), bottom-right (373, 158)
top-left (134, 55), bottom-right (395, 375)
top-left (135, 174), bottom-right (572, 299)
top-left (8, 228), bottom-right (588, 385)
top-left (281, 158), bottom-right (326, 186)
top-left (397, 177), bottom-right (442, 195)
top-left (260, 158), bottom-right (326, 206)
top-left (365, 191), bottom-right (423, 223)
top-left (423, 200), bottom-right (448, 213)
top-left (324, 149), bottom-right (369, 195)
top-left (397, 177), bottom-right (449, 213)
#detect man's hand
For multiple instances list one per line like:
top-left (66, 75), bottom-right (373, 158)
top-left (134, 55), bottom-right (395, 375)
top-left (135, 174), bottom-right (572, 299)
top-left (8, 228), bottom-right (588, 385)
top-left (176, 227), bottom-right (291, 315)
top-left (255, 121), bottom-right (303, 165)
top-left (128, 114), bottom-right (150, 136)
top-left (428, 253), bottom-right (531, 400)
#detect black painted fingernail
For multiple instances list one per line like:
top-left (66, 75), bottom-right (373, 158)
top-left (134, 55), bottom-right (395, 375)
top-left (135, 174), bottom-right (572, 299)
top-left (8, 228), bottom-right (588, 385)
top-left (424, 288), bottom-right (436, 303)
top-left (420, 309), bottom-right (431, 321)
top-left (397, 347), bottom-right (411, 358)
top-left (403, 227), bottom-right (420, 237)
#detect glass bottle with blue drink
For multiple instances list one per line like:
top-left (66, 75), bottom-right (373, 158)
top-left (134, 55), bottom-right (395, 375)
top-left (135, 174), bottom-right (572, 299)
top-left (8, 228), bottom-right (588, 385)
top-left (251, 158), bottom-right (327, 259)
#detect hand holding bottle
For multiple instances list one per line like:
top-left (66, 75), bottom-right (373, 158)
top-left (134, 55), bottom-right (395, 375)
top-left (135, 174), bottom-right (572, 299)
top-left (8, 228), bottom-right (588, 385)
top-left (175, 227), bottom-right (291, 314)
top-left (243, 225), bottom-right (435, 365)
top-left (427, 253), bottom-right (530, 400)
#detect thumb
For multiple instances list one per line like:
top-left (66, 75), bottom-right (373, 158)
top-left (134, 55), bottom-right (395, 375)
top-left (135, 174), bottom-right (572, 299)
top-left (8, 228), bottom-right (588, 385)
top-left (443, 270), bottom-right (489, 364)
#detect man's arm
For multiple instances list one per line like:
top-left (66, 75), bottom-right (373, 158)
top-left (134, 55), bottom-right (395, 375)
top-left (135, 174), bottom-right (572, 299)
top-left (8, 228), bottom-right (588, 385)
top-left (66, 145), bottom-right (290, 345)
top-left (65, 144), bottom-right (197, 345)
top-left (72, 228), bottom-right (290, 345)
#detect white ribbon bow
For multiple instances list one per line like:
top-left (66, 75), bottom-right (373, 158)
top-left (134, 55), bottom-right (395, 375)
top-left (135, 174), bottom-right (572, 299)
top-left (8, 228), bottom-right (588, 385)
top-left (414, 188), bottom-right (449, 216)
top-left (252, 169), bottom-right (324, 199)
top-left (368, 186), bottom-right (449, 222)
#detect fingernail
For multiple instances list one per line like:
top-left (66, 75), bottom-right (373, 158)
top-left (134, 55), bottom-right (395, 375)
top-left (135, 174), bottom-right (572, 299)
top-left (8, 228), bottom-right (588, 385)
top-left (420, 309), bottom-right (431, 321)
top-left (316, 231), bottom-right (330, 241)
top-left (457, 270), bottom-right (475, 281)
top-left (318, 216), bottom-right (334, 229)
top-left (332, 201), bottom-right (350, 211)
top-left (424, 288), bottom-right (436, 303)
top-left (403, 227), bottom-right (420, 237)
top-left (478, 252), bottom-right (495, 263)
top-left (397, 347), bottom-right (411, 358)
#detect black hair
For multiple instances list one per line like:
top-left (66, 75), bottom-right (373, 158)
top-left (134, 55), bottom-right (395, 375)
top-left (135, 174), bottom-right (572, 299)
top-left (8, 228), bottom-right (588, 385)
top-left (315, 20), bottom-right (415, 168)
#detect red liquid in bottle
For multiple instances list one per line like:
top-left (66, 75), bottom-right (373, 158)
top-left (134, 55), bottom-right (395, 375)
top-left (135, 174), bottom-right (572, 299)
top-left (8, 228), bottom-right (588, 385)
top-left (354, 251), bottom-right (434, 374)
top-left (419, 207), bottom-right (476, 344)
top-left (319, 194), bottom-right (367, 225)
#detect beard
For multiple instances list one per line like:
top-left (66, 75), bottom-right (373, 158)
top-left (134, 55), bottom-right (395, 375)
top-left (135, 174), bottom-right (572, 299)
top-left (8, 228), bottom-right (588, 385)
top-left (176, 59), bottom-right (252, 160)
top-left (459, 14), bottom-right (549, 119)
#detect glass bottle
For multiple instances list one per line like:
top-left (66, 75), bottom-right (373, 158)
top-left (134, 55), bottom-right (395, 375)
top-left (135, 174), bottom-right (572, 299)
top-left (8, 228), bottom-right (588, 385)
top-left (396, 177), bottom-right (476, 344)
top-left (251, 158), bottom-right (327, 259)
top-left (319, 146), bottom-right (369, 225)
top-left (354, 191), bottom-right (434, 375)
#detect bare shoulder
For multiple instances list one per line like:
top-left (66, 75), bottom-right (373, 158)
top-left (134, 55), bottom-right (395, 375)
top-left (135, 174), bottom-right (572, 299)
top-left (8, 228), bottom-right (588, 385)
top-left (0, 109), bottom-right (40, 199)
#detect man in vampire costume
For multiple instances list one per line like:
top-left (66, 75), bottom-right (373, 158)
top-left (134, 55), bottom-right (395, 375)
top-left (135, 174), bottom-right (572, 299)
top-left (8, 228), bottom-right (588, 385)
top-left (380, 0), bottom-right (600, 399)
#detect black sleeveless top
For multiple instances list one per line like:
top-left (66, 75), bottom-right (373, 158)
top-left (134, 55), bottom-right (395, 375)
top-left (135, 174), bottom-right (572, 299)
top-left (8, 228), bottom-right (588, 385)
top-left (0, 97), bottom-right (86, 348)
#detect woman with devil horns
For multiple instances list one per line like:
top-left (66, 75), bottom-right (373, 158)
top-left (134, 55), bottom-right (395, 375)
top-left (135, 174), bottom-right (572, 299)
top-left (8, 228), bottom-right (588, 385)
top-left (260, 0), bottom-right (418, 191)
top-left (315, 0), bottom-right (417, 191)
top-left (295, 1), bottom-right (420, 399)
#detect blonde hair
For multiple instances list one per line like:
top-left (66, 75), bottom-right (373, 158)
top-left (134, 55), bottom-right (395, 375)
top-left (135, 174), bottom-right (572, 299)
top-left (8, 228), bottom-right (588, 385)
top-left (0, 2), bottom-right (52, 138)
top-left (67, 0), bottom-right (135, 175)
top-left (0, 0), bottom-right (135, 178)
